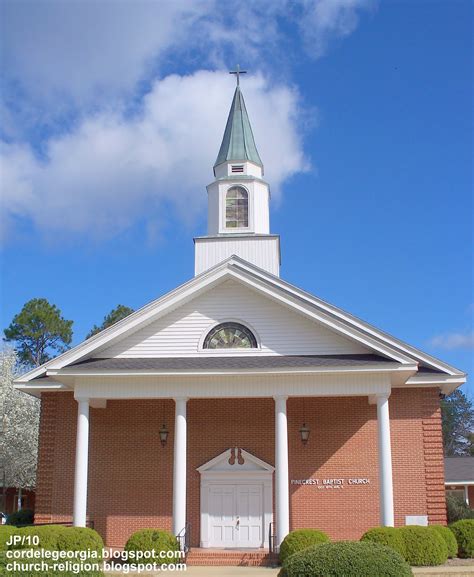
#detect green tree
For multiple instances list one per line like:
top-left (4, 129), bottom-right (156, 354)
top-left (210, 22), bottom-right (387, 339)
top-left (86, 304), bottom-right (134, 339)
top-left (441, 389), bottom-right (474, 456)
top-left (4, 298), bottom-right (73, 367)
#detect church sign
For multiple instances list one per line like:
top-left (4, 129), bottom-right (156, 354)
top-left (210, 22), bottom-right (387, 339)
top-left (291, 478), bottom-right (371, 490)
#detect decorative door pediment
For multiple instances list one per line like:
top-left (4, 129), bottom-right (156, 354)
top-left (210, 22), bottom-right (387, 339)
top-left (197, 447), bottom-right (274, 474)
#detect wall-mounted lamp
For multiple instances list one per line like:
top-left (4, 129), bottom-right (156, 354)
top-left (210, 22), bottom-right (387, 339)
top-left (159, 424), bottom-right (169, 447)
top-left (299, 423), bottom-right (310, 445)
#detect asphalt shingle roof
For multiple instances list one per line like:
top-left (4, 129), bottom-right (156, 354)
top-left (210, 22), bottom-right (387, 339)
top-left (444, 457), bottom-right (474, 483)
top-left (68, 354), bottom-right (398, 372)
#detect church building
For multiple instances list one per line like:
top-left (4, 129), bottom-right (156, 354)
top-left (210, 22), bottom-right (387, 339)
top-left (15, 75), bottom-right (466, 556)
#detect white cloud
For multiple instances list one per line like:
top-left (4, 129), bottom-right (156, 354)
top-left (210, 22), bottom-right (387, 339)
top-left (299, 0), bottom-right (375, 58)
top-left (1, 0), bottom-right (373, 122)
top-left (430, 331), bottom-right (474, 350)
top-left (0, 0), bottom-right (210, 109)
top-left (0, 0), bottom-right (372, 242)
top-left (1, 71), bottom-right (308, 243)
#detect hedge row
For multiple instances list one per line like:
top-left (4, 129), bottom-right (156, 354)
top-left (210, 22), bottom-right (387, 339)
top-left (279, 521), bottom-right (474, 576)
top-left (362, 521), bottom-right (474, 564)
top-left (0, 525), bottom-right (104, 577)
top-left (280, 541), bottom-right (413, 577)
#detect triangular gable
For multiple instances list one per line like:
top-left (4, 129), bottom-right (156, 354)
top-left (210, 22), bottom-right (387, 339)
top-left (98, 278), bottom-right (370, 358)
top-left (14, 255), bottom-right (465, 384)
top-left (197, 448), bottom-right (274, 473)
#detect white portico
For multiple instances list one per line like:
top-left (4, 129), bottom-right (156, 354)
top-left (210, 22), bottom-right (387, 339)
top-left (14, 76), bottom-right (466, 552)
top-left (67, 369), bottom-right (400, 547)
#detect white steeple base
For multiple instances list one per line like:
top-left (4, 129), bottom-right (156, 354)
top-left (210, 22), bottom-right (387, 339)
top-left (195, 234), bottom-right (280, 276)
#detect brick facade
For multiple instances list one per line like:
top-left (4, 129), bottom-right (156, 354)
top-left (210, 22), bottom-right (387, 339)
top-left (35, 387), bottom-right (446, 547)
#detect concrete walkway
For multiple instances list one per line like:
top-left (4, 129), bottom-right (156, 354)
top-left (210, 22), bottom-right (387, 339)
top-left (412, 566), bottom-right (474, 577)
top-left (106, 563), bottom-right (474, 577)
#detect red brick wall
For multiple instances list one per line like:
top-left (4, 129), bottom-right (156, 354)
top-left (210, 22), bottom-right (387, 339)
top-left (3, 488), bottom-right (35, 515)
top-left (35, 387), bottom-right (446, 547)
top-left (35, 392), bottom-right (59, 524)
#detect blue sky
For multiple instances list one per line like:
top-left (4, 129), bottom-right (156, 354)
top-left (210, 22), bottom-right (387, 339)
top-left (1, 0), bottom-right (472, 393)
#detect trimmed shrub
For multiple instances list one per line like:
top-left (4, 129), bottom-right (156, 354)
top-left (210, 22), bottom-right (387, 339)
top-left (124, 529), bottom-right (180, 566)
top-left (0, 526), bottom-right (104, 576)
top-left (57, 526), bottom-right (103, 557)
top-left (280, 541), bottom-right (413, 577)
top-left (361, 527), bottom-right (406, 558)
top-left (0, 525), bottom-right (16, 552)
top-left (279, 528), bottom-right (330, 564)
top-left (449, 519), bottom-right (474, 558)
top-left (6, 509), bottom-right (34, 527)
top-left (428, 525), bottom-right (458, 558)
top-left (447, 495), bottom-right (474, 523)
top-left (399, 526), bottom-right (448, 566)
top-left (10, 525), bottom-right (69, 550)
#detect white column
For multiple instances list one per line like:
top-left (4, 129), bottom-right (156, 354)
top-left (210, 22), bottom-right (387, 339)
top-left (377, 394), bottom-right (395, 526)
top-left (464, 485), bottom-right (470, 507)
top-left (274, 396), bottom-right (290, 546)
top-left (172, 398), bottom-right (188, 536)
top-left (73, 398), bottom-right (90, 527)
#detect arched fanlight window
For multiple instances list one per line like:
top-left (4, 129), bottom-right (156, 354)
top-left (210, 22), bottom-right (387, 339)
top-left (226, 186), bottom-right (248, 228)
top-left (203, 322), bottom-right (257, 349)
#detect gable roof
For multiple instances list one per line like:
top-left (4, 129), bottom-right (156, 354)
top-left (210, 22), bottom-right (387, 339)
top-left (14, 255), bottom-right (466, 390)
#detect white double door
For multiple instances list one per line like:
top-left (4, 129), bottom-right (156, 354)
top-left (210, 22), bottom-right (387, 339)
top-left (208, 484), bottom-right (264, 548)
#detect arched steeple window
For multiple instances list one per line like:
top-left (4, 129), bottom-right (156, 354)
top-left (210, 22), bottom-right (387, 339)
top-left (203, 322), bottom-right (257, 349)
top-left (226, 186), bottom-right (248, 228)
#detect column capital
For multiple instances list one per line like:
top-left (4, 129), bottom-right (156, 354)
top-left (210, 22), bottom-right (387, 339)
top-left (273, 395), bottom-right (288, 402)
top-left (174, 397), bottom-right (189, 402)
top-left (75, 397), bottom-right (90, 404)
top-left (368, 393), bottom-right (390, 405)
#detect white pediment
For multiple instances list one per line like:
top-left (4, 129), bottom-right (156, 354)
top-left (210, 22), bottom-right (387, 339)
top-left (197, 447), bottom-right (274, 474)
top-left (99, 279), bottom-right (370, 358)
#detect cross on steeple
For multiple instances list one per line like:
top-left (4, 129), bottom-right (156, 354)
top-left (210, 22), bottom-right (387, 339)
top-left (229, 64), bottom-right (247, 87)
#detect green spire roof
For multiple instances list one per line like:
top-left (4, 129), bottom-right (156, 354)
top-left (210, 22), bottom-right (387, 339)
top-left (214, 86), bottom-right (263, 169)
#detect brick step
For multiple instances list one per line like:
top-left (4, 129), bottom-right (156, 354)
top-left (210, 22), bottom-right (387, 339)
top-left (186, 548), bottom-right (279, 567)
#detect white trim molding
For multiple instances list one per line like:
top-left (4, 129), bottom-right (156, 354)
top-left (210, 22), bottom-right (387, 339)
top-left (71, 372), bottom-right (393, 401)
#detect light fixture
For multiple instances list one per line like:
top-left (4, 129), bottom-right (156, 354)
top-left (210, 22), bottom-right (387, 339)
top-left (159, 424), bottom-right (169, 447)
top-left (159, 400), bottom-right (169, 447)
top-left (299, 423), bottom-right (310, 445)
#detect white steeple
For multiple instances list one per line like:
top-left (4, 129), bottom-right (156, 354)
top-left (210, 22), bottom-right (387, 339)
top-left (194, 71), bottom-right (280, 276)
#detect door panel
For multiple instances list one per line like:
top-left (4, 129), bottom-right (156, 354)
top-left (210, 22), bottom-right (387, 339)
top-left (236, 485), bottom-right (263, 547)
top-left (209, 485), bottom-right (236, 546)
top-left (208, 484), bottom-right (263, 548)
